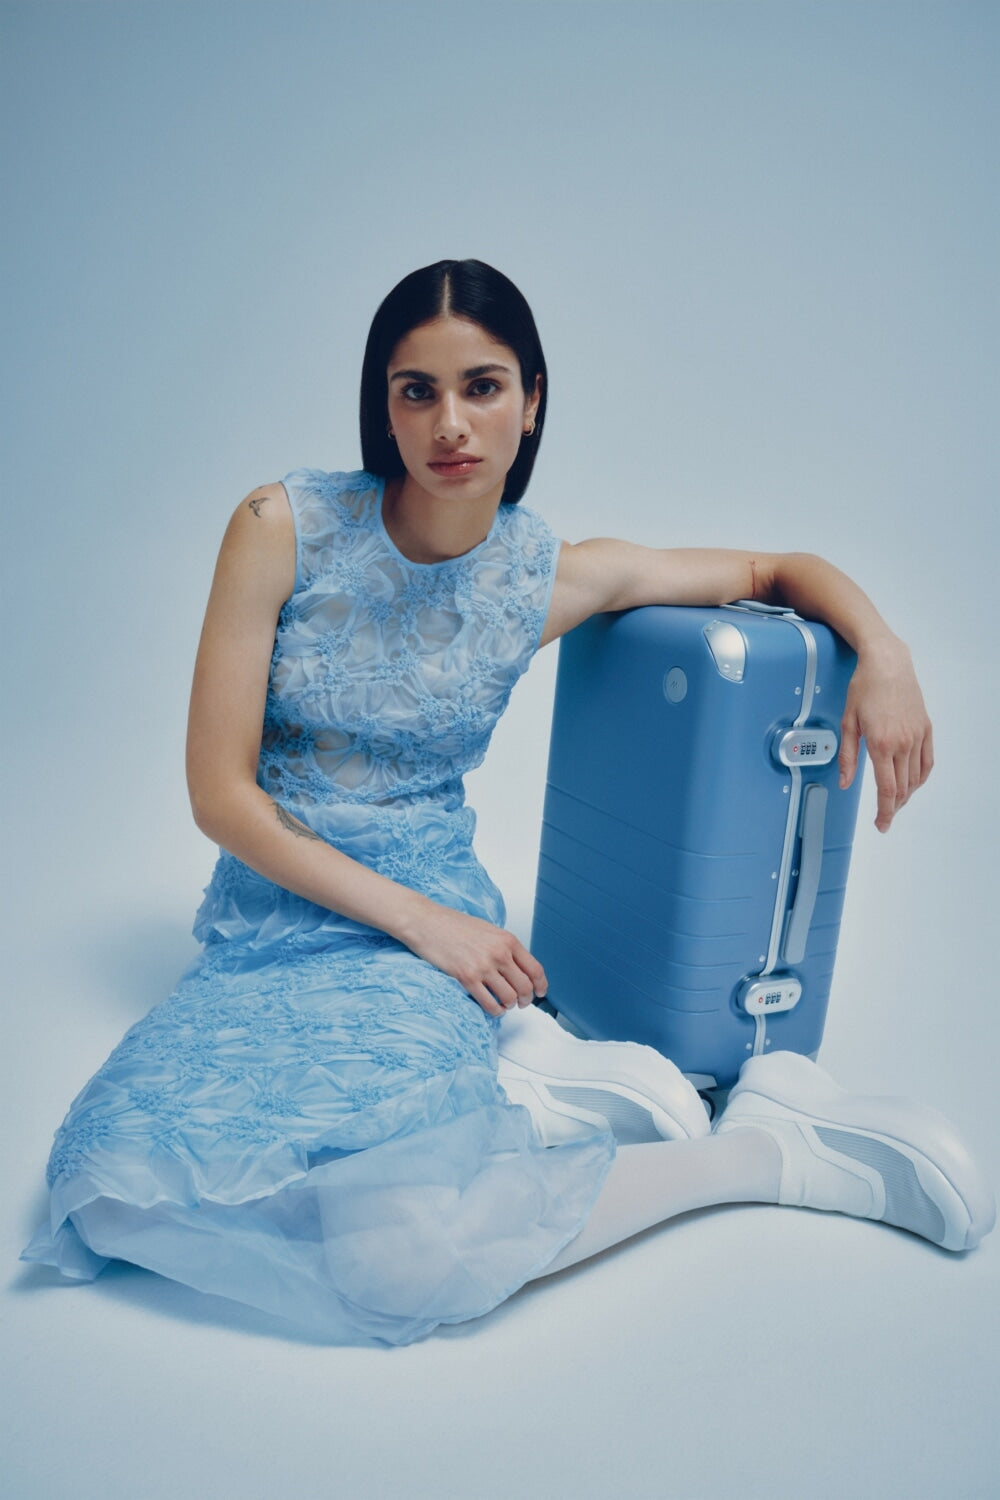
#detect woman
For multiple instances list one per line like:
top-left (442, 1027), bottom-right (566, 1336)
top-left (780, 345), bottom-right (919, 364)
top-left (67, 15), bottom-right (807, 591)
top-left (24, 260), bottom-right (994, 1345)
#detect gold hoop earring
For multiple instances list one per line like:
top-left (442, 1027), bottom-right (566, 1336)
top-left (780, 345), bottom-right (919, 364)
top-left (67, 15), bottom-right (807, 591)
top-left (387, 427), bottom-right (395, 440)
top-left (523, 419), bottom-right (536, 437)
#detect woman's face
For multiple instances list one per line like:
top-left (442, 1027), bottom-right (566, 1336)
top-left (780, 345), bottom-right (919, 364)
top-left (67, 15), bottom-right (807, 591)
top-left (386, 316), bottom-right (540, 509)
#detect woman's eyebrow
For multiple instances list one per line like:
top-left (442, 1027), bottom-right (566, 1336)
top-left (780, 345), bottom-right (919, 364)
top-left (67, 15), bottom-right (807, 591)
top-left (388, 363), bottom-right (513, 384)
top-left (462, 363), bottom-right (513, 379)
top-left (389, 368), bottom-right (435, 384)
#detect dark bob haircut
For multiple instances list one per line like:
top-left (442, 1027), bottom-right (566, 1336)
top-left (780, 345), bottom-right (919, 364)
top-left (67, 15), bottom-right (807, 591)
top-left (360, 259), bottom-right (547, 505)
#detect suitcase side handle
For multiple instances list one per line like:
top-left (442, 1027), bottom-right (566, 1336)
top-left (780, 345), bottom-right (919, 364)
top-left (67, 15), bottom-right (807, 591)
top-left (781, 784), bottom-right (829, 965)
top-left (725, 599), bottom-right (801, 618)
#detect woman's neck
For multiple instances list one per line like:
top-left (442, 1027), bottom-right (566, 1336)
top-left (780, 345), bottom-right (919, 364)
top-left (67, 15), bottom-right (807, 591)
top-left (381, 477), bottom-right (503, 564)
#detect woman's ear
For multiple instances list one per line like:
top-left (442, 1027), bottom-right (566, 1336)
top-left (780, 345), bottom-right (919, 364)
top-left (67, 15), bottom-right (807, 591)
top-left (524, 374), bottom-right (542, 425)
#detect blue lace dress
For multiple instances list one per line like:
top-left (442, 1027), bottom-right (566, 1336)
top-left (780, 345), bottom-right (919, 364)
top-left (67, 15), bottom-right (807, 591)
top-left (23, 470), bottom-right (615, 1345)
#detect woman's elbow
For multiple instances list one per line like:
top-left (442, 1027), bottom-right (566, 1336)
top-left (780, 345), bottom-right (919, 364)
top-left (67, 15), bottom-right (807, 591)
top-left (186, 770), bottom-right (247, 844)
top-left (188, 780), bottom-right (221, 841)
top-left (762, 552), bottom-right (824, 605)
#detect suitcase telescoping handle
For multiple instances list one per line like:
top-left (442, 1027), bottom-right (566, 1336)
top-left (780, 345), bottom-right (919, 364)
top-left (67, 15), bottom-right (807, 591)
top-left (723, 604), bottom-right (842, 1057)
top-left (738, 780), bottom-right (833, 1055)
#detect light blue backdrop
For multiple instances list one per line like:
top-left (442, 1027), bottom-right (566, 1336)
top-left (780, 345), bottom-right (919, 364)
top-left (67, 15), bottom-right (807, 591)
top-left (3, 4), bottom-right (997, 1498)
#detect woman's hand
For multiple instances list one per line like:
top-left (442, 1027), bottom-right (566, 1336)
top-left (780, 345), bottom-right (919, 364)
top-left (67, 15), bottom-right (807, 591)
top-left (839, 637), bottom-right (934, 832)
top-left (402, 902), bottom-right (547, 1018)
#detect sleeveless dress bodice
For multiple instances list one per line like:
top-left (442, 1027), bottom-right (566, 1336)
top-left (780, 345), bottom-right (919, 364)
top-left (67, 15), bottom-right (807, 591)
top-left (23, 470), bottom-right (614, 1345)
top-left (194, 468), bottom-right (556, 952)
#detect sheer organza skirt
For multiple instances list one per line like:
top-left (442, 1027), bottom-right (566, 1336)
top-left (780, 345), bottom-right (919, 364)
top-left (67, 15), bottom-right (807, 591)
top-left (23, 936), bottom-right (614, 1345)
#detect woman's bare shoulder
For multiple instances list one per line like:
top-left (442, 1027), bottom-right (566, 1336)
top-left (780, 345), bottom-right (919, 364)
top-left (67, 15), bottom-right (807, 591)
top-left (229, 481), bottom-right (293, 533)
top-left (220, 482), bottom-right (294, 552)
top-left (209, 482), bottom-right (296, 607)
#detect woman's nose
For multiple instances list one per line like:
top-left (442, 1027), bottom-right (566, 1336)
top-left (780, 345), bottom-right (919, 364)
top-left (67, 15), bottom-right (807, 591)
top-left (434, 393), bottom-right (468, 443)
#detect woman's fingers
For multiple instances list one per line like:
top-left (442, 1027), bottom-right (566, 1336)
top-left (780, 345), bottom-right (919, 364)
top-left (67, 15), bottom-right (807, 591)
top-left (486, 968), bottom-right (522, 1010)
top-left (409, 905), bottom-right (548, 1015)
top-left (873, 769), bottom-right (898, 831)
top-left (871, 737), bottom-right (908, 832)
top-left (841, 644), bottom-right (933, 832)
top-left (871, 735), bottom-right (926, 830)
top-left (917, 723), bottom-right (934, 788)
top-left (468, 982), bottom-right (507, 1018)
top-left (839, 715), bottom-right (861, 791)
top-left (510, 938), bottom-right (547, 999)
top-left (470, 965), bottom-right (533, 1017)
top-left (479, 945), bottom-right (546, 1015)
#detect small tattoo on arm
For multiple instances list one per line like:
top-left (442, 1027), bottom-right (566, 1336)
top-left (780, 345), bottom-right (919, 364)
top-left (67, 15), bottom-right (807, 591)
top-left (274, 802), bottom-right (322, 841)
top-left (248, 494), bottom-right (270, 518)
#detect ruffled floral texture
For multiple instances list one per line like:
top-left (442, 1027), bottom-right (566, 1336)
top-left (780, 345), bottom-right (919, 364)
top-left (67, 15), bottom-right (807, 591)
top-left (23, 471), bottom-right (614, 1344)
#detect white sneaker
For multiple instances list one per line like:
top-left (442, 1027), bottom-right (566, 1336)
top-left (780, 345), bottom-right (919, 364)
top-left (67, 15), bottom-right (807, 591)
top-left (496, 1004), bottom-right (710, 1147)
top-left (715, 1051), bottom-right (996, 1252)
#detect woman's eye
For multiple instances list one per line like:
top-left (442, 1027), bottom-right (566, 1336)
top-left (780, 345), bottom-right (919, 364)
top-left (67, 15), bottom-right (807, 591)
top-left (468, 379), bottom-right (500, 398)
top-left (401, 382), bottom-right (432, 402)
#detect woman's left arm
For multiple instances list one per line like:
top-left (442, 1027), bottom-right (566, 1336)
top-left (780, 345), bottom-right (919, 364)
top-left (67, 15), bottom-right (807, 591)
top-left (544, 540), bottom-right (933, 833)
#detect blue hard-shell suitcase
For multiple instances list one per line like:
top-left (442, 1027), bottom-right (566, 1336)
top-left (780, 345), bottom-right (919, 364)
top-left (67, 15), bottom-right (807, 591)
top-left (531, 603), bottom-right (866, 1089)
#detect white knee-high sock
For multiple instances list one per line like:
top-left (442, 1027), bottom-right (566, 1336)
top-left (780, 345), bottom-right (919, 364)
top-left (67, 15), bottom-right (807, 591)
top-left (536, 1127), bottom-right (782, 1277)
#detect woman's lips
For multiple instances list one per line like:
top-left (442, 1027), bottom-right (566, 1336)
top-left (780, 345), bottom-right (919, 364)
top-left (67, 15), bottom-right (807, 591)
top-left (428, 455), bottom-right (482, 476)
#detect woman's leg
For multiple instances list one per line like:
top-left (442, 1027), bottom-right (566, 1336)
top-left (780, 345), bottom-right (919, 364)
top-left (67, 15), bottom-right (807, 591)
top-left (538, 1129), bottom-right (781, 1275)
top-left (534, 1051), bottom-right (995, 1277)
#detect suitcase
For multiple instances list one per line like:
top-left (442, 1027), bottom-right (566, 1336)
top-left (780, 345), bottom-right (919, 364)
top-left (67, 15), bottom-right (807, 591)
top-left (531, 602), bottom-right (866, 1089)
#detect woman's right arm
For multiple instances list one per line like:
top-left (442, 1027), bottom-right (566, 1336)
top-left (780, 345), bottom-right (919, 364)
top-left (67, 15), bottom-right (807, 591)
top-left (185, 487), bottom-right (543, 1015)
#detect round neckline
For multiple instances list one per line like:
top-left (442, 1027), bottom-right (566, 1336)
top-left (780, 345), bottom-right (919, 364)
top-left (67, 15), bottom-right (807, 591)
top-left (376, 478), bottom-right (504, 570)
